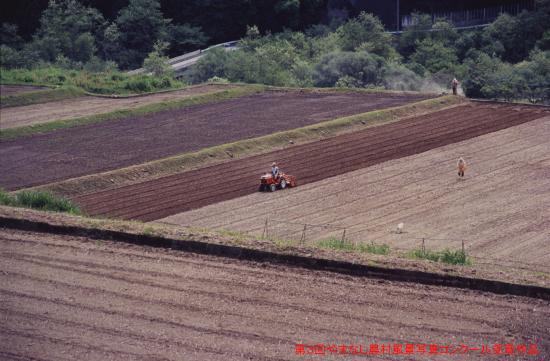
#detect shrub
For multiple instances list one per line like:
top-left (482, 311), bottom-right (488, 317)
top-left (0, 189), bottom-right (81, 215)
top-left (410, 248), bottom-right (470, 265)
top-left (124, 77), bottom-right (152, 92)
top-left (318, 238), bottom-right (390, 255)
top-left (15, 191), bottom-right (81, 214)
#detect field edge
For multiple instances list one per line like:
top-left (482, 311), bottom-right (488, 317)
top-left (27, 94), bottom-right (463, 198)
top-left (1, 205), bottom-right (548, 297)
top-left (0, 84), bottom-right (265, 140)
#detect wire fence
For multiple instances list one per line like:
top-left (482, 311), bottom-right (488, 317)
top-left (401, 0), bottom-right (534, 28)
top-left (248, 218), bottom-right (550, 273)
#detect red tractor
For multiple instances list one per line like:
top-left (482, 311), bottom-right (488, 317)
top-left (259, 172), bottom-right (297, 192)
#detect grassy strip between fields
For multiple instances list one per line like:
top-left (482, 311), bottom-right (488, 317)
top-left (30, 94), bottom-right (463, 198)
top-left (0, 84), bottom-right (266, 141)
top-left (0, 86), bottom-right (85, 108)
top-left (0, 189), bottom-right (81, 215)
top-left (318, 238), bottom-right (390, 255)
top-left (408, 248), bottom-right (471, 265)
top-left (1, 205), bottom-right (548, 290)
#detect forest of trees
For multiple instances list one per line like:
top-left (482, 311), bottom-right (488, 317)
top-left (1, 0), bottom-right (549, 102)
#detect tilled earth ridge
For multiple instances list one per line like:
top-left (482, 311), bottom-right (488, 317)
top-left (0, 83), bottom-right (233, 129)
top-left (0, 90), bottom-right (430, 190)
top-left (162, 116), bottom-right (550, 271)
top-left (76, 103), bottom-right (549, 221)
top-left (1, 227), bottom-right (548, 361)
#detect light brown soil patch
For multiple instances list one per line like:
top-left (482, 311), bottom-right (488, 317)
top-left (1, 227), bottom-right (548, 360)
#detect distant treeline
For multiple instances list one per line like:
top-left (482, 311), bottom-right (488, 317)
top-left (1, 0), bottom-right (328, 45)
top-left (1, 0), bottom-right (549, 103)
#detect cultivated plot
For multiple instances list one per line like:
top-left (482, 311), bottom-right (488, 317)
top-left (0, 85), bottom-right (48, 97)
top-left (163, 117), bottom-right (550, 270)
top-left (0, 90), bottom-right (430, 190)
top-left (0, 83), bottom-right (232, 129)
top-left (77, 103), bottom-right (548, 221)
top-left (1, 228), bottom-right (548, 361)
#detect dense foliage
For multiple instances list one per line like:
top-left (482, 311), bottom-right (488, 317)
top-left (1, 0), bottom-right (549, 102)
top-left (188, 3), bottom-right (549, 103)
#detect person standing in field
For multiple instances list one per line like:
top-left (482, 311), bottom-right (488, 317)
top-left (457, 157), bottom-right (466, 178)
top-left (451, 78), bottom-right (459, 95)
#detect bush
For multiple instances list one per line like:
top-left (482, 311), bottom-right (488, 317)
top-left (0, 45), bottom-right (23, 69)
top-left (124, 77), bottom-right (152, 92)
top-left (318, 238), bottom-right (390, 255)
top-left (410, 248), bottom-right (470, 265)
top-left (0, 189), bottom-right (81, 215)
top-left (314, 51), bottom-right (386, 87)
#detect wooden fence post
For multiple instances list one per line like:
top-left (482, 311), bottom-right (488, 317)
top-left (341, 228), bottom-right (346, 244)
top-left (262, 218), bottom-right (268, 238)
top-left (422, 238), bottom-right (425, 254)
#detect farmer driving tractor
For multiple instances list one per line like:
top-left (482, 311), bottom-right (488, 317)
top-left (271, 162), bottom-right (280, 180)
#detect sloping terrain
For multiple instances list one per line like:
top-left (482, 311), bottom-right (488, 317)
top-left (0, 83), bottom-right (231, 129)
top-left (163, 116), bottom-right (550, 271)
top-left (0, 90), bottom-right (430, 190)
top-left (1, 227), bottom-right (548, 361)
top-left (76, 103), bottom-right (549, 221)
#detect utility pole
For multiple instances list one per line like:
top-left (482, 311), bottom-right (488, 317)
top-left (396, 0), bottom-right (400, 31)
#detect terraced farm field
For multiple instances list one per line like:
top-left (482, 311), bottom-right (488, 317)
top-left (0, 84), bottom-right (48, 97)
top-left (0, 83), bottom-right (232, 129)
top-left (76, 103), bottom-right (549, 222)
top-left (1, 228), bottom-right (548, 361)
top-left (0, 90), bottom-right (429, 190)
top-left (163, 116), bottom-right (550, 271)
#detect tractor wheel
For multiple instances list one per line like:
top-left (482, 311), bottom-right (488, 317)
top-left (259, 185), bottom-right (265, 192)
top-left (269, 184), bottom-right (277, 192)
top-left (280, 179), bottom-right (287, 189)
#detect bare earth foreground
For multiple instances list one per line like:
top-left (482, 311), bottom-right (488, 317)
top-left (77, 102), bottom-right (549, 221)
top-left (0, 90), bottom-right (429, 190)
top-left (1, 227), bottom-right (548, 361)
top-left (0, 83), bottom-right (231, 129)
top-left (163, 116), bottom-right (550, 271)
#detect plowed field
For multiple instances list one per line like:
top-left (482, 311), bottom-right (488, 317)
top-left (1, 228), bottom-right (548, 361)
top-left (76, 103), bottom-right (549, 222)
top-left (163, 117), bottom-right (550, 270)
top-left (0, 91), bottom-right (429, 190)
top-left (0, 83), bottom-right (231, 129)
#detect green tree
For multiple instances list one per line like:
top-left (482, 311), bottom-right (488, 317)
top-left (115, 0), bottom-right (170, 69)
top-left (189, 47), bottom-right (230, 83)
top-left (410, 38), bottom-right (458, 74)
top-left (31, 0), bottom-right (106, 63)
top-left (462, 50), bottom-right (502, 98)
top-left (167, 23), bottom-right (208, 56)
top-left (314, 51), bottom-right (386, 87)
top-left (143, 41), bottom-right (174, 77)
top-left (336, 12), bottom-right (395, 58)
top-left (515, 50), bottom-right (550, 103)
top-left (1, 23), bottom-right (24, 49)
top-left (397, 13), bottom-right (432, 58)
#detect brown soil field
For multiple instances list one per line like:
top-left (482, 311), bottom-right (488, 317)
top-left (1, 227), bottom-right (548, 361)
top-left (162, 116), bottom-right (550, 272)
top-left (0, 91), bottom-right (430, 190)
top-left (0, 84), bottom-right (49, 97)
top-left (0, 84), bottom-right (231, 129)
top-left (75, 103), bottom-right (549, 222)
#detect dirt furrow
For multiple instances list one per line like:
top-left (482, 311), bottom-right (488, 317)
top-left (77, 104), bottom-right (548, 220)
top-left (0, 91), bottom-right (430, 190)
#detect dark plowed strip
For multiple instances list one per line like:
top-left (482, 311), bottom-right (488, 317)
top-left (75, 103), bottom-right (549, 221)
top-left (0, 91), bottom-right (430, 190)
